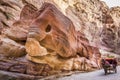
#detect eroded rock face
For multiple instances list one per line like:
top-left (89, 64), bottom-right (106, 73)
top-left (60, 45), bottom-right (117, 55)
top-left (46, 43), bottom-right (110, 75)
top-left (26, 3), bottom-right (77, 58)
top-left (0, 0), bottom-right (104, 76)
top-left (0, 58), bottom-right (52, 76)
top-left (2, 0), bottom-right (120, 55)
top-left (0, 3), bottom-right (43, 57)
top-left (26, 38), bottom-right (48, 56)
top-left (0, 36), bottom-right (26, 57)
top-left (100, 7), bottom-right (120, 54)
top-left (3, 4), bottom-right (38, 42)
top-left (25, 3), bottom-right (101, 70)
top-left (109, 7), bottom-right (120, 54)
top-left (0, 4), bottom-right (37, 57)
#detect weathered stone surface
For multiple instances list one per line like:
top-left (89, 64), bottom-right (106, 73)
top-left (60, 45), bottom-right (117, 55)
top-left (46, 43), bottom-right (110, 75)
top-left (3, 4), bottom-right (37, 41)
top-left (0, 36), bottom-right (26, 57)
top-left (26, 63), bottom-right (52, 76)
top-left (0, 58), bottom-right (52, 77)
top-left (100, 7), bottom-right (120, 54)
top-left (2, 0), bottom-right (120, 78)
top-left (25, 38), bottom-right (48, 57)
top-left (26, 53), bottom-right (74, 71)
top-left (77, 31), bottom-right (93, 58)
top-left (0, 61), bottom-right (13, 71)
top-left (1, 0), bottom-right (120, 55)
top-left (3, 25), bottom-right (28, 41)
top-left (26, 63), bottom-right (44, 76)
top-left (25, 3), bottom-right (101, 71)
top-left (73, 57), bottom-right (91, 71)
top-left (20, 4), bottom-right (38, 20)
top-left (9, 63), bottom-right (27, 73)
top-left (26, 2), bottom-right (77, 58)
top-left (0, 4), bottom-right (39, 58)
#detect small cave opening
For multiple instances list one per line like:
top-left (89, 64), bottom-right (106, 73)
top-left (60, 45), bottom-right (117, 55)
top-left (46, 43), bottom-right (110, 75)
top-left (46, 25), bottom-right (51, 32)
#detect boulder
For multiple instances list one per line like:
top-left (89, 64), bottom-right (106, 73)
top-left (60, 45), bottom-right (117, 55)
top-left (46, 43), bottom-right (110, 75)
top-left (25, 3), bottom-right (101, 70)
top-left (26, 2), bottom-right (77, 58)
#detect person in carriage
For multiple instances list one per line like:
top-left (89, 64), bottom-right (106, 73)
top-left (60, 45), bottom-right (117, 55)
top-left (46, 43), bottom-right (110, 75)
top-left (101, 54), bottom-right (117, 75)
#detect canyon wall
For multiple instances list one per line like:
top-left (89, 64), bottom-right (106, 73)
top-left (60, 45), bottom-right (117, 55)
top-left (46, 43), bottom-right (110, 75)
top-left (0, 0), bottom-right (120, 77)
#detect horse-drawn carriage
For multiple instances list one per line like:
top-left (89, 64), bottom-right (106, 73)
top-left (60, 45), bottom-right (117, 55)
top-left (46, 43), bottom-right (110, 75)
top-left (101, 58), bottom-right (117, 75)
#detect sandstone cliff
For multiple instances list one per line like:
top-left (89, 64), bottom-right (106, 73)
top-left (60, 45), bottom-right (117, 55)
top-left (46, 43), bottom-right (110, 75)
top-left (0, 0), bottom-right (119, 77)
top-left (2, 0), bottom-right (119, 52)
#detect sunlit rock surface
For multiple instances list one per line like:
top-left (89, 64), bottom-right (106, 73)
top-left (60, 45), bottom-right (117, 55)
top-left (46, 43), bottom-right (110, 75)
top-left (25, 2), bottom-right (101, 70)
top-left (100, 7), bottom-right (120, 54)
top-left (2, 0), bottom-right (120, 53)
top-left (0, 0), bottom-right (120, 78)
top-left (0, 36), bottom-right (26, 57)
